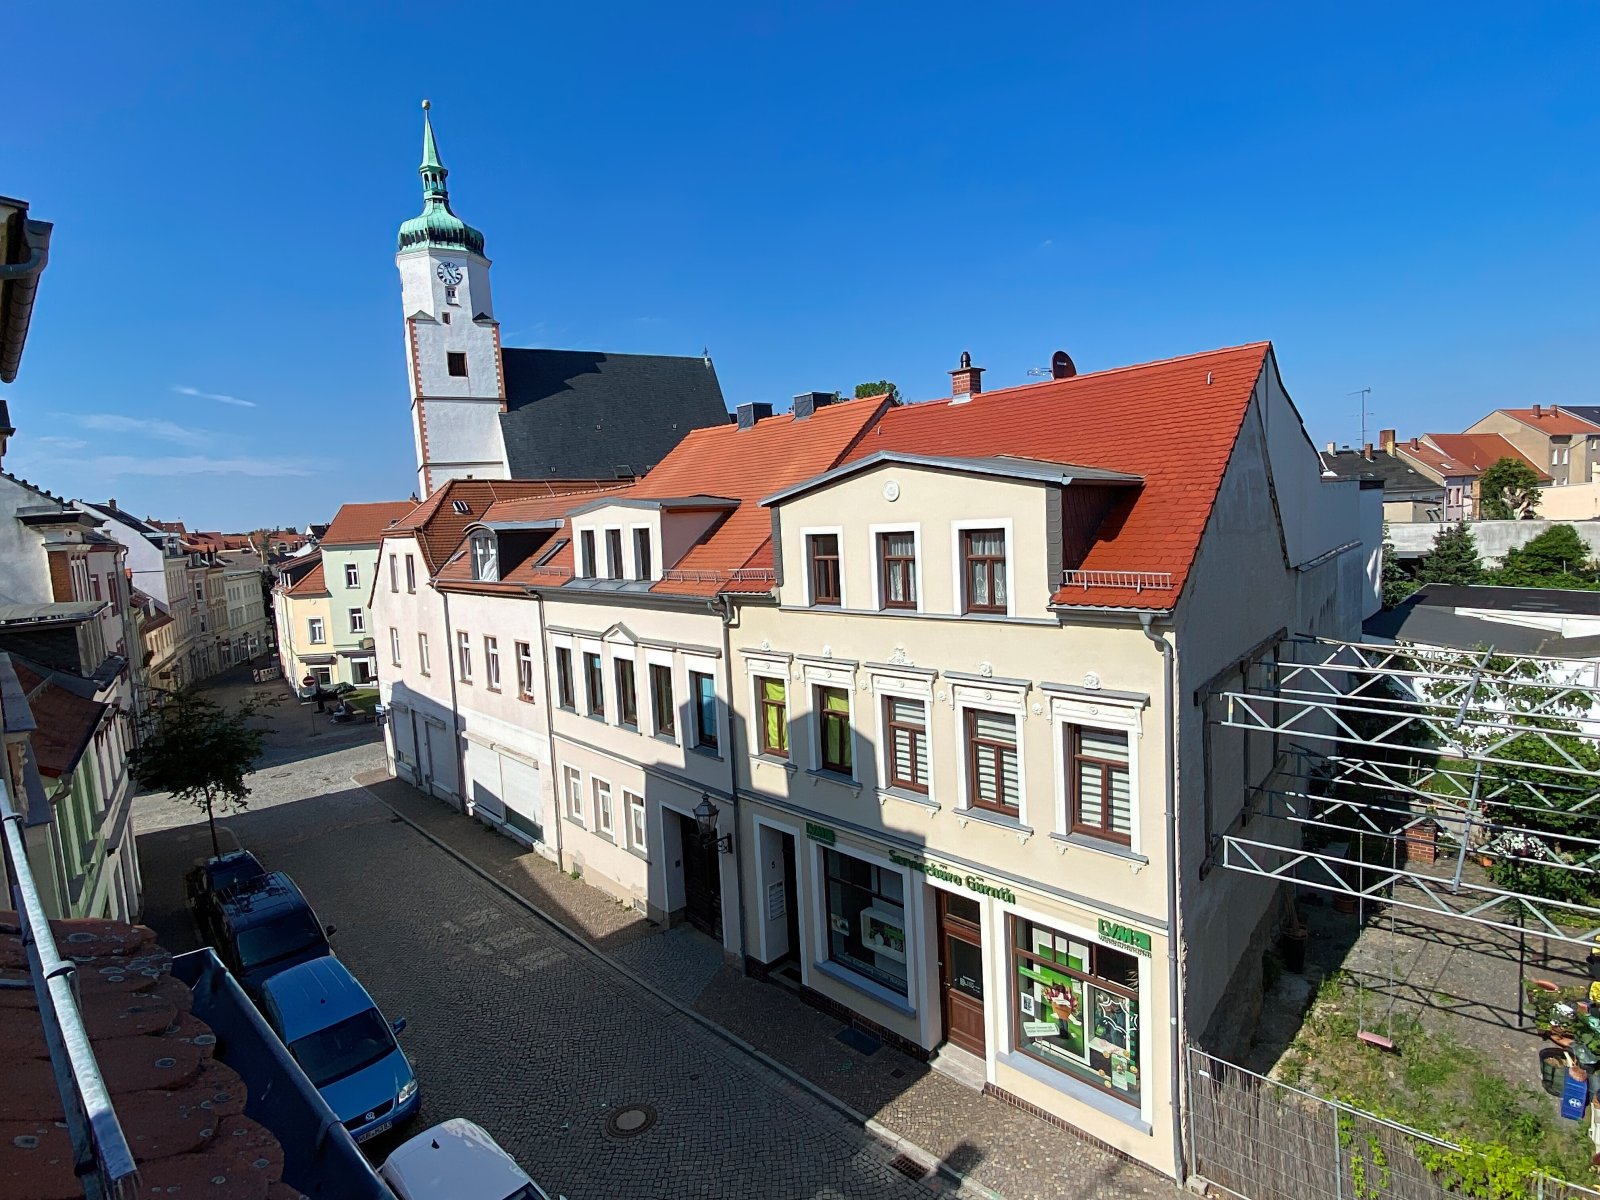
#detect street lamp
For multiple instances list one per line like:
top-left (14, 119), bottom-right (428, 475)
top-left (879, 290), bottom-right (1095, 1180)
top-left (693, 793), bottom-right (732, 854)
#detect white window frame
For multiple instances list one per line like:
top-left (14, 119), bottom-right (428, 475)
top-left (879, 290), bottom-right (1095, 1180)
top-left (578, 528), bottom-right (597, 578)
top-left (952, 681), bottom-right (1029, 825)
top-left (515, 641), bottom-right (535, 700)
top-left (389, 553), bottom-right (399, 592)
top-left (390, 627), bottom-right (402, 666)
top-left (563, 766), bottom-right (584, 824)
top-left (685, 653), bottom-right (722, 754)
top-left (348, 607), bottom-right (365, 633)
top-left (405, 554), bottom-right (417, 593)
top-left (471, 532), bottom-right (499, 582)
top-left (802, 660), bottom-right (857, 779)
top-left (745, 658), bottom-right (791, 761)
top-left (593, 777), bottom-right (614, 840)
top-left (579, 639), bottom-right (605, 718)
top-left (603, 527), bottom-right (624, 580)
top-left (810, 838), bottom-right (919, 1013)
top-left (344, 563), bottom-right (360, 589)
top-left (798, 525), bottom-right (846, 608)
top-left (867, 522), bottom-right (923, 613)
top-left (417, 631), bottom-right (431, 675)
top-left (457, 630), bottom-right (472, 681)
top-left (645, 647), bottom-right (677, 743)
top-left (870, 671), bottom-right (935, 804)
top-left (484, 635), bottom-right (501, 690)
top-left (307, 617), bottom-right (325, 645)
top-left (1050, 692), bottom-right (1144, 856)
top-left (629, 524), bottom-right (654, 581)
top-left (624, 790), bottom-right (647, 853)
top-left (950, 518), bottom-right (1016, 618)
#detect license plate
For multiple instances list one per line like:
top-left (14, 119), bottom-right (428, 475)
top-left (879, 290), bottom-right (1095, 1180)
top-left (356, 1119), bottom-right (393, 1143)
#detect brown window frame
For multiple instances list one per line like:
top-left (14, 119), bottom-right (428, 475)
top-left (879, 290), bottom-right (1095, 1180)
top-left (817, 686), bottom-right (853, 776)
top-left (555, 647), bottom-right (575, 709)
top-left (447, 351), bottom-right (468, 377)
top-left (616, 658), bottom-right (639, 729)
top-left (877, 531), bottom-right (917, 610)
top-left (965, 708), bottom-right (1019, 813)
top-left (807, 533), bottom-right (841, 606)
top-left (649, 663), bottom-right (676, 739)
top-left (1068, 726), bottom-right (1133, 845)
top-left (961, 528), bottom-right (1008, 615)
top-left (758, 677), bottom-right (789, 757)
top-left (633, 528), bottom-right (652, 580)
top-left (579, 530), bottom-right (597, 578)
top-left (582, 651), bottom-right (605, 717)
top-left (605, 528), bottom-right (624, 579)
top-left (884, 697), bottom-right (929, 794)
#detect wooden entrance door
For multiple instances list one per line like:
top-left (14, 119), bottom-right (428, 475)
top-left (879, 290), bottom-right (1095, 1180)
top-left (680, 814), bottom-right (723, 938)
top-left (938, 892), bottom-right (986, 1055)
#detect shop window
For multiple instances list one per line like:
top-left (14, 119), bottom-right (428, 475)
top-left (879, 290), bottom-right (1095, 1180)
top-left (583, 651), bottom-right (604, 717)
top-left (878, 531), bottom-right (917, 609)
top-left (1010, 917), bottom-right (1140, 1106)
top-left (885, 697), bottom-right (929, 793)
top-left (823, 848), bottom-right (908, 995)
top-left (817, 686), bottom-right (852, 776)
top-left (758, 677), bottom-right (788, 757)
top-left (555, 647), bottom-right (575, 709)
top-left (807, 534), bottom-right (841, 606)
top-left (616, 658), bottom-right (639, 728)
top-left (966, 708), bottom-right (1018, 813)
top-left (691, 670), bottom-right (718, 752)
top-left (961, 528), bottom-right (1008, 614)
top-left (1069, 727), bottom-right (1132, 843)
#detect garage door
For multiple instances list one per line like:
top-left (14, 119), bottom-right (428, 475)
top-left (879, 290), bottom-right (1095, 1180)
top-left (390, 704), bottom-right (418, 784)
top-left (425, 718), bottom-right (459, 802)
top-left (499, 756), bottom-right (543, 845)
top-left (466, 742), bottom-right (505, 821)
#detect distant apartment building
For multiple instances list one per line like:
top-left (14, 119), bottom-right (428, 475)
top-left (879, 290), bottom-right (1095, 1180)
top-left (1466, 404), bottom-right (1600, 486)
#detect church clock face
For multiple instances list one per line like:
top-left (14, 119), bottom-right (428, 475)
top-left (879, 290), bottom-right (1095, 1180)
top-left (435, 261), bottom-right (463, 286)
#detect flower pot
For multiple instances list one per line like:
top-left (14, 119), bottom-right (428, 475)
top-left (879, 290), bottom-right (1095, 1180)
top-left (1280, 929), bottom-right (1309, 974)
top-left (1553, 1032), bottom-right (1576, 1049)
top-left (1332, 893), bottom-right (1358, 916)
top-left (1477, 853), bottom-right (1495, 869)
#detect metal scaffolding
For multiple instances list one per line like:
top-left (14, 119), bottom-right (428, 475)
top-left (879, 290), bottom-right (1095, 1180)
top-left (1204, 635), bottom-right (1600, 947)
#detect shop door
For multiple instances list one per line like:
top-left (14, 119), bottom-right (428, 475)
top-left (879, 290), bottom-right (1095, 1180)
top-left (679, 813), bottom-right (723, 939)
top-left (938, 892), bottom-right (986, 1056)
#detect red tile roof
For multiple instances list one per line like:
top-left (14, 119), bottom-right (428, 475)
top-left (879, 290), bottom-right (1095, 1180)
top-left (319, 501), bottom-right (418, 548)
top-left (1498, 407), bottom-right (1600, 436)
top-left (1420, 433), bottom-right (1551, 479)
top-left (388, 479), bottom-right (617, 571)
top-left (283, 560), bottom-right (327, 597)
top-left (837, 342), bottom-right (1273, 609)
top-left (12, 662), bottom-right (105, 778)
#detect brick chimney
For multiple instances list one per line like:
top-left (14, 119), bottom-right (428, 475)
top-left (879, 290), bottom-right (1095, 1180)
top-left (1379, 429), bottom-right (1396, 454)
top-left (1533, 403), bottom-right (1543, 418)
top-left (1362, 443), bottom-right (1374, 460)
top-left (949, 351), bottom-right (984, 403)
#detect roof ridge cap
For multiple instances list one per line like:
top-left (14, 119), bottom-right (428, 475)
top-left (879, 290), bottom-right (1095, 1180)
top-left (919, 340), bottom-right (1271, 406)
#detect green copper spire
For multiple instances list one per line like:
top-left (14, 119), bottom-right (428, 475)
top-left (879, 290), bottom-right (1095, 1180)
top-left (398, 100), bottom-right (485, 256)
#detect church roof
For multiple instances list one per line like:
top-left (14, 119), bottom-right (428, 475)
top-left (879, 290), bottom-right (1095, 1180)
top-left (498, 348), bottom-right (730, 480)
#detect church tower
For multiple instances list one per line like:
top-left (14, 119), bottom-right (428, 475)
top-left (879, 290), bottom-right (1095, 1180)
top-left (397, 101), bottom-right (507, 496)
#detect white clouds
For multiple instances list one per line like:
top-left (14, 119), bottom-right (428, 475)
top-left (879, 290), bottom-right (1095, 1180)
top-left (74, 413), bottom-right (208, 447)
top-left (33, 435), bottom-right (88, 451)
top-left (173, 385), bottom-right (255, 408)
top-left (89, 455), bottom-right (313, 478)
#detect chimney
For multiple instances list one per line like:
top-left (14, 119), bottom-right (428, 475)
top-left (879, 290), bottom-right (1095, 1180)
top-left (1379, 429), bottom-right (1395, 454)
top-left (1362, 443), bottom-right (1374, 460)
top-left (1533, 403), bottom-right (1543, 417)
top-left (791, 391), bottom-right (836, 421)
top-left (1325, 441), bottom-right (1336, 454)
top-left (949, 351), bottom-right (984, 402)
top-left (1552, 404), bottom-right (1562, 417)
top-left (1409, 437), bottom-right (1420, 450)
top-left (735, 401), bottom-right (773, 430)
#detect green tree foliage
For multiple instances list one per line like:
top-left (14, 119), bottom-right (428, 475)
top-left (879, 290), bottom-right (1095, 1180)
top-left (1494, 523), bottom-right (1600, 589)
top-left (1413, 522), bottom-right (1483, 586)
top-left (854, 380), bottom-right (900, 403)
top-left (131, 688), bottom-right (267, 857)
top-left (1381, 525), bottom-right (1420, 608)
top-left (1478, 456), bottom-right (1543, 520)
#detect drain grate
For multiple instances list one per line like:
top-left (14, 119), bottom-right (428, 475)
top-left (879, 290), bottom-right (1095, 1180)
top-left (889, 1153), bottom-right (928, 1180)
top-left (604, 1103), bottom-right (658, 1139)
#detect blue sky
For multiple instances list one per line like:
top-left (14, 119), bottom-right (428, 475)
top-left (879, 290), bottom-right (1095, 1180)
top-left (4, 3), bottom-right (1597, 530)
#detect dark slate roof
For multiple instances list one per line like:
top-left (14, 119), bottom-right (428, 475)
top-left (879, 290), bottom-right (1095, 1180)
top-left (1365, 584), bottom-right (1600, 658)
top-left (1559, 406), bottom-right (1600, 428)
top-left (1400, 582), bottom-right (1600, 617)
top-left (498, 348), bottom-right (729, 480)
top-left (1319, 449), bottom-right (1442, 497)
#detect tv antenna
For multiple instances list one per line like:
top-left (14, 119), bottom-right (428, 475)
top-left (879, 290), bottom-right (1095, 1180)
top-left (1350, 387), bottom-right (1373, 447)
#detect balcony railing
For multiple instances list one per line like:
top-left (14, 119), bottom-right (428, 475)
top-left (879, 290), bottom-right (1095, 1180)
top-left (1059, 569), bottom-right (1174, 593)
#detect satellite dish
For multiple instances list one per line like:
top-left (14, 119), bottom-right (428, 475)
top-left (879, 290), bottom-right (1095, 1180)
top-left (1051, 350), bottom-right (1077, 380)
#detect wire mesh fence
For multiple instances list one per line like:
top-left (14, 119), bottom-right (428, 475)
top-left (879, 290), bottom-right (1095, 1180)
top-left (1186, 1046), bottom-right (1600, 1200)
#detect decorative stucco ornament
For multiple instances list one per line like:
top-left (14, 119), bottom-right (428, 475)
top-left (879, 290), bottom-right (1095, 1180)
top-left (1031, 702), bottom-right (1043, 716)
top-left (889, 645), bottom-right (909, 665)
top-left (760, 638), bottom-right (771, 651)
top-left (882, 480), bottom-right (901, 502)
top-left (822, 645), bottom-right (833, 659)
top-left (1083, 671), bottom-right (1102, 690)
top-left (978, 661), bottom-right (994, 679)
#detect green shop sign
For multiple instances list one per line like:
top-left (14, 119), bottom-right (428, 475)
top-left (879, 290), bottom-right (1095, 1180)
top-left (1097, 918), bottom-right (1152, 957)
top-left (888, 851), bottom-right (1017, 905)
top-left (805, 821), bottom-right (836, 846)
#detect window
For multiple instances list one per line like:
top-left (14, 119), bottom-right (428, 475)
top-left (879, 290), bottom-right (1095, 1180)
top-left (457, 631), bottom-right (472, 681)
top-left (418, 632), bottom-right (430, 675)
top-left (348, 607), bottom-right (365, 633)
top-left (555, 647), bottom-right (575, 709)
top-left (564, 766), bottom-right (583, 823)
top-left (444, 284), bottom-right (458, 305)
top-left (389, 554), bottom-right (399, 592)
top-left (308, 617), bottom-right (325, 644)
top-left (633, 528), bottom-right (652, 580)
top-left (616, 658), bottom-right (638, 728)
top-left (405, 555), bottom-right (416, 593)
top-left (823, 848), bottom-right (907, 995)
top-left (885, 697), bottom-right (929, 793)
top-left (471, 533), bottom-right (498, 582)
top-left (691, 671), bottom-right (718, 752)
top-left (310, 666), bottom-right (332, 686)
top-left (1011, 917), bottom-right (1140, 1105)
top-left (817, 686), bottom-right (852, 775)
top-left (758, 677), bottom-right (788, 757)
top-left (484, 636), bottom-right (501, 689)
top-left (447, 351), bottom-right (468, 377)
top-left (1069, 727), bottom-right (1132, 843)
top-left (878, 532), bottom-right (917, 609)
top-left (579, 530), bottom-right (596, 578)
top-left (194, 581), bottom-right (205, 603)
top-left (516, 641), bottom-right (535, 699)
top-left (90, 573), bottom-right (102, 601)
top-left (582, 652), bottom-right (605, 716)
top-left (650, 664), bottom-right (676, 739)
top-left (807, 534), bottom-right (841, 606)
top-left (966, 709), bottom-right (1019, 813)
top-left (344, 563), bottom-right (360, 588)
top-left (625, 791), bottom-right (647, 852)
top-left (594, 778), bottom-right (614, 838)
top-left (605, 529), bottom-right (623, 579)
top-left (390, 627), bottom-right (401, 666)
top-left (962, 528), bottom-right (1008, 614)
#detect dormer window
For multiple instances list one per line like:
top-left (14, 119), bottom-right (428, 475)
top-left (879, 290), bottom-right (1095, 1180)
top-left (633, 528), bottom-right (652, 580)
top-left (605, 529), bottom-right (623, 579)
top-left (579, 530), bottom-right (597, 578)
top-left (470, 532), bottom-right (498, 582)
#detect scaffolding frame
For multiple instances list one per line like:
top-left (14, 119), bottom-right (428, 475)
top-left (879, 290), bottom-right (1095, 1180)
top-left (1204, 634), bottom-right (1600, 948)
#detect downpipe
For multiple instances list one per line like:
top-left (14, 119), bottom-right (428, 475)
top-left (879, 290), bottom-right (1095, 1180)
top-left (525, 587), bottom-right (563, 869)
top-left (713, 596), bottom-right (750, 967)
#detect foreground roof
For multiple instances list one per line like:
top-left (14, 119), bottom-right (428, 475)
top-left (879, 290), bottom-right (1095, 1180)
top-left (320, 501), bottom-right (416, 547)
top-left (10, 660), bottom-right (103, 777)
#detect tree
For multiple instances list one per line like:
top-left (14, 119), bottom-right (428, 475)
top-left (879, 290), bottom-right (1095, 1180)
top-left (1478, 456), bottom-right (1543, 520)
top-left (131, 688), bottom-right (267, 858)
top-left (1495, 523), bottom-right (1600, 589)
top-left (1413, 522), bottom-right (1483, 586)
top-left (854, 380), bottom-right (900, 404)
top-left (1381, 524), bottom-right (1420, 608)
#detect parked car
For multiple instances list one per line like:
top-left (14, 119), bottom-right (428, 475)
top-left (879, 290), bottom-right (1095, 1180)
top-left (202, 871), bottom-right (336, 998)
top-left (259, 956), bottom-right (419, 1144)
top-left (185, 849), bottom-right (267, 946)
top-left (379, 1119), bottom-right (549, 1200)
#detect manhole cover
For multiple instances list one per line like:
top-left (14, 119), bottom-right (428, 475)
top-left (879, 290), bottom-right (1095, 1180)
top-left (604, 1104), bottom-right (658, 1139)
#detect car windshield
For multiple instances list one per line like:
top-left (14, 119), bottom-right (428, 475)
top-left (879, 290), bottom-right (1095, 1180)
top-left (288, 1007), bottom-right (395, 1088)
top-left (236, 911), bottom-right (326, 971)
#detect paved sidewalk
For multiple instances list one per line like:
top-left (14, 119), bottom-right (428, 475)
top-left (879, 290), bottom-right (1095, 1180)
top-left (357, 770), bottom-right (1181, 1200)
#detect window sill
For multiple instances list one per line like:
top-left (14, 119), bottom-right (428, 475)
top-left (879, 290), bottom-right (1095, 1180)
top-left (805, 768), bottom-right (861, 793)
top-left (624, 843), bottom-right (650, 862)
top-left (620, 722), bottom-right (639, 734)
top-left (518, 694), bottom-right (536, 705)
top-left (653, 733), bottom-right (679, 748)
top-left (586, 713), bottom-right (607, 723)
top-left (690, 745), bottom-right (724, 763)
top-left (996, 1049), bottom-right (1149, 1133)
top-left (558, 705), bottom-right (576, 714)
top-left (564, 815), bottom-right (587, 831)
top-left (879, 787), bottom-right (937, 811)
top-left (750, 753), bottom-right (797, 773)
top-left (485, 686), bottom-right (501, 694)
top-left (812, 959), bottom-right (916, 1017)
top-left (1051, 832), bottom-right (1147, 864)
top-left (958, 806), bottom-right (1032, 835)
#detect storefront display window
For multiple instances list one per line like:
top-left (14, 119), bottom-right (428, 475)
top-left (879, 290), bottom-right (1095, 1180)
top-left (823, 848), bottom-right (907, 995)
top-left (1011, 918), bottom-right (1140, 1104)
